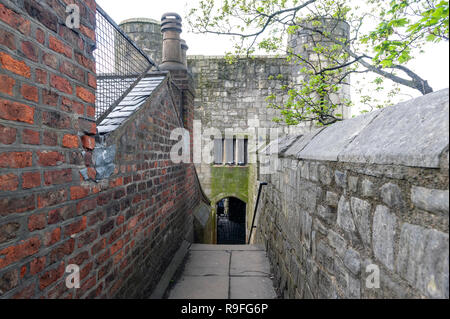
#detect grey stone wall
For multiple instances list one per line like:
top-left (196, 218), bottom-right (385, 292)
top-left (188, 56), bottom-right (314, 201)
top-left (256, 89), bottom-right (449, 299)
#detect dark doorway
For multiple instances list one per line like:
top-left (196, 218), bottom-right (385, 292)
top-left (216, 197), bottom-right (246, 245)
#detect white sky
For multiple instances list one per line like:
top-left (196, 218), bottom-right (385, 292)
top-left (97, 0), bottom-right (449, 112)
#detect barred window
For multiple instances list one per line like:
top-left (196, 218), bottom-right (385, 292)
top-left (214, 136), bottom-right (248, 166)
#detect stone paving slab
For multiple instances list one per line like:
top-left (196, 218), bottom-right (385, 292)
top-left (230, 251), bottom-right (272, 277)
top-left (167, 244), bottom-right (277, 300)
top-left (169, 276), bottom-right (229, 299)
top-left (230, 277), bottom-right (278, 299)
top-left (183, 250), bottom-right (230, 276)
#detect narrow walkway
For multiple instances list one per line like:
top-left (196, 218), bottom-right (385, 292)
top-left (168, 244), bottom-right (278, 299)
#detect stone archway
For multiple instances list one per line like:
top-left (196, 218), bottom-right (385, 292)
top-left (215, 197), bottom-right (247, 245)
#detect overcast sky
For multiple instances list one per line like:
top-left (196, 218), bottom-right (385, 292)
top-left (96, 0), bottom-right (449, 113)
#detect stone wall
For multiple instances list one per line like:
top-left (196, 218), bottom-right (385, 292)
top-left (119, 18), bottom-right (163, 65)
top-left (256, 89), bottom-right (449, 299)
top-left (0, 0), bottom-right (204, 299)
top-left (188, 55), bottom-right (311, 243)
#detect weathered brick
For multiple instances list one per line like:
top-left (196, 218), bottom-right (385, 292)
top-left (36, 69), bottom-right (47, 84)
top-left (43, 52), bottom-right (59, 70)
top-left (49, 36), bottom-right (72, 58)
top-left (0, 52), bottom-right (31, 78)
top-left (0, 222), bottom-right (20, 244)
top-left (81, 135), bottom-right (95, 150)
top-left (43, 131), bottom-right (58, 146)
top-left (0, 269), bottom-right (19, 294)
top-left (22, 128), bottom-right (40, 145)
top-left (23, 0), bottom-right (57, 32)
top-left (0, 173), bottom-right (19, 191)
top-left (70, 186), bottom-right (90, 200)
top-left (36, 28), bottom-right (45, 44)
top-left (0, 237), bottom-right (41, 268)
top-left (60, 60), bottom-right (85, 82)
top-left (30, 256), bottom-right (46, 275)
top-left (44, 227), bottom-right (61, 246)
top-left (37, 151), bottom-right (64, 167)
top-left (64, 216), bottom-right (87, 237)
top-left (38, 189), bottom-right (67, 208)
top-left (76, 86), bottom-right (95, 103)
top-left (62, 97), bottom-right (84, 115)
top-left (0, 152), bottom-right (32, 168)
top-left (0, 98), bottom-right (34, 124)
top-left (0, 3), bottom-right (31, 35)
top-left (77, 229), bottom-right (98, 248)
top-left (21, 41), bottom-right (38, 62)
top-left (21, 84), bottom-right (39, 103)
top-left (76, 199), bottom-right (96, 217)
top-left (28, 213), bottom-right (46, 231)
top-left (49, 239), bottom-right (74, 264)
top-left (39, 262), bottom-right (65, 290)
top-left (62, 134), bottom-right (79, 149)
top-left (0, 28), bottom-right (16, 50)
top-left (42, 111), bottom-right (71, 129)
top-left (42, 89), bottom-right (59, 107)
top-left (0, 74), bottom-right (15, 96)
top-left (50, 74), bottom-right (73, 95)
top-left (0, 194), bottom-right (35, 216)
top-left (0, 124), bottom-right (16, 145)
top-left (22, 172), bottom-right (41, 189)
top-left (44, 169), bottom-right (72, 186)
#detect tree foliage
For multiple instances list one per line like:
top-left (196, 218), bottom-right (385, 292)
top-left (187, 0), bottom-right (449, 126)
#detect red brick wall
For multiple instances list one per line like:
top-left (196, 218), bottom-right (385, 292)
top-left (0, 0), bottom-right (202, 298)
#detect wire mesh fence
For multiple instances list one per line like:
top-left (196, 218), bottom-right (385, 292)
top-left (94, 6), bottom-right (158, 123)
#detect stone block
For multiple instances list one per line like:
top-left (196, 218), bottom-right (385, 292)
top-left (319, 165), bottom-right (333, 185)
top-left (344, 248), bottom-right (361, 276)
top-left (335, 170), bottom-right (347, 189)
top-left (396, 223), bottom-right (449, 299)
top-left (324, 193), bottom-right (338, 210)
top-left (362, 179), bottom-right (375, 197)
top-left (337, 196), bottom-right (356, 233)
top-left (411, 186), bottom-right (449, 215)
top-left (380, 183), bottom-right (405, 209)
top-left (373, 206), bottom-right (397, 271)
top-left (351, 197), bottom-right (372, 247)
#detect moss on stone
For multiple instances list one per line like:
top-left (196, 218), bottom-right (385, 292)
top-left (210, 166), bottom-right (250, 204)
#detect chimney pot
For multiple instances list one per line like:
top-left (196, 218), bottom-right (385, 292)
top-left (159, 12), bottom-right (186, 71)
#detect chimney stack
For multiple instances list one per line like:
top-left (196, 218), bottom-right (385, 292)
top-left (159, 13), bottom-right (186, 71)
top-left (181, 39), bottom-right (189, 68)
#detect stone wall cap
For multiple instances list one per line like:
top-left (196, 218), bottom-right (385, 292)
top-left (281, 88), bottom-right (449, 169)
top-left (338, 88), bottom-right (449, 168)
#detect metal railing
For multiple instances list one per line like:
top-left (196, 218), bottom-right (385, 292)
top-left (248, 182), bottom-right (268, 244)
top-left (94, 6), bottom-right (159, 124)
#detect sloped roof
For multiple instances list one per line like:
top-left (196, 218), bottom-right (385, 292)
top-left (97, 73), bottom-right (167, 134)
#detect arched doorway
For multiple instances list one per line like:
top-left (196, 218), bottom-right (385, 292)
top-left (216, 197), bottom-right (247, 245)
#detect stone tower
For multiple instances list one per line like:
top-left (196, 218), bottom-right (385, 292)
top-left (288, 19), bottom-right (352, 120)
top-left (119, 18), bottom-right (163, 65)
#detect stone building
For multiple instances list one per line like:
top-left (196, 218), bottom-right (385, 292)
top-left (121, 17), bottom-right (352, 244)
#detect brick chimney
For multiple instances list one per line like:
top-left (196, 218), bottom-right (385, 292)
top-left (159, 12), bottom-right (186, 71)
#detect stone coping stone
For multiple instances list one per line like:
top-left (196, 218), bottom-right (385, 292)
top-left (339, 88), bottom-right (449, 168)
top-left (285, 127), bottom-right (325, 158)
top-left (297, 110), bottom-right (383, 162)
